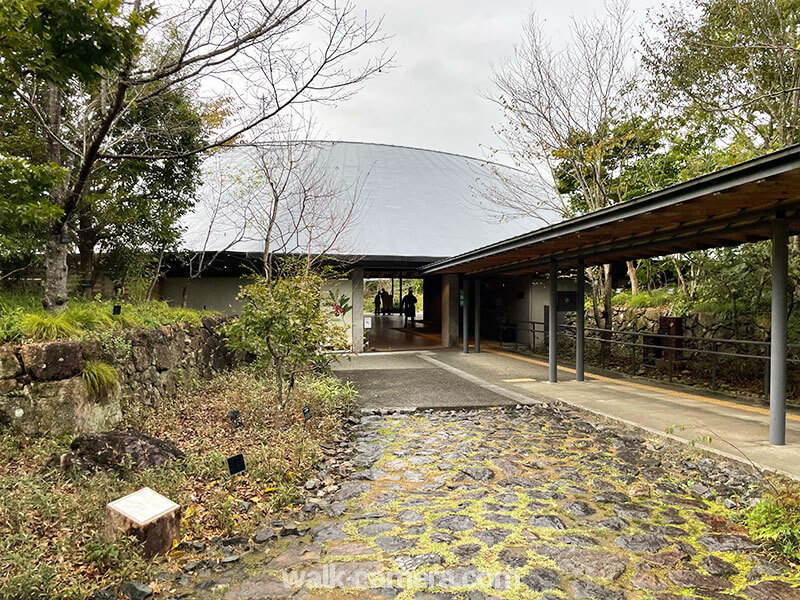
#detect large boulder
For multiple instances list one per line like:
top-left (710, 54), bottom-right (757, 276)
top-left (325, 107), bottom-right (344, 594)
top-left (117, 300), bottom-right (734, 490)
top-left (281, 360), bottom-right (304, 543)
top-left (19, 341), bottom-right (84, 380)
top-left (4, 377), bottom-right (121, 436)
top-left (54, 431), bottom-right (184, 472)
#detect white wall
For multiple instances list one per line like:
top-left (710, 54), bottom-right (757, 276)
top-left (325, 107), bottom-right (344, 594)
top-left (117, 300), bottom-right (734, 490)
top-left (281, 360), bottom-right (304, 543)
top-left (161, 277), bottom-right (249, 313)
top-left (504, 277), bottom-right (533, 349)
top-left (163, 276), bottom-right (361, 350)
top-left (321, 279), bottom-right (354, 329)
top-left (530, 277), bottom-right (576, 349)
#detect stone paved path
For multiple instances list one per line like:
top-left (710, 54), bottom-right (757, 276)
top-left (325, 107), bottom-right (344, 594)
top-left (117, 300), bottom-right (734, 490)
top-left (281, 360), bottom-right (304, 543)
top-left (218, 406), bottom-right (800, 600)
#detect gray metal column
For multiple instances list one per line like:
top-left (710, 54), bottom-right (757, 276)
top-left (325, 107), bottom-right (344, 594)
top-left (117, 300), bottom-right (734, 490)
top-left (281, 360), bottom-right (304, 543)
top-left (462, 279), bottom-right (470, 353)
top-left (576, 259), bottom-right (585, 382)
top-left (549, 261), bottom-right (558, 383)
top-left (770, 217), bottom-right (789, 446)
top-left (474, 280), bottom-right (481, 353)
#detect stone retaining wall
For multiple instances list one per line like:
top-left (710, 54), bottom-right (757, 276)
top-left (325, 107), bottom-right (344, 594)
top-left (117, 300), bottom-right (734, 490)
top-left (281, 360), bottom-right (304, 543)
top-left (565, 305), bottom-right (769, 341)
top-left (0, 316), bottom-right (234, 436)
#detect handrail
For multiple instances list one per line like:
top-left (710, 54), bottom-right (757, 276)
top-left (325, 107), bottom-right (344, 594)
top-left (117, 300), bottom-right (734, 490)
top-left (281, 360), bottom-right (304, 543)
top-left (560, 328), bottom-right (800, 363)
top-left (496, 317), bottom-right (799, 396)
top-left (565, 324), bottom-right (800, 348)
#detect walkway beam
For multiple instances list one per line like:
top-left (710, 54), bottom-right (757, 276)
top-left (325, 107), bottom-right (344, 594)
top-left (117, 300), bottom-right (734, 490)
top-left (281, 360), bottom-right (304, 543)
top-left (549, 261), bottom-right (558, 383)
top-left (576, 259), bottom-right (585, 382)
top-left (770, 217), bottom-right (788, 446)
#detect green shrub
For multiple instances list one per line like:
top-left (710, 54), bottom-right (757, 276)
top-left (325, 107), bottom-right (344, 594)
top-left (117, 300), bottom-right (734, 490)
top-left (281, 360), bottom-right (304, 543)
top-left (308, 373), bottom-right (358, 416)
top-left (612, 288), bottom-right (672, 309)
top-left (629, 289), bottom-right (672, 308)
top-left (0, 305), bottom-right (25, 342)
top-left (20, 313), bottom-right (78, 340)
top-left (745, 485), bottom-right (800, 561)
top-left (110, 311), bottom-right (139, 329)
top-left (82, 361), bottom-right (119, 397)
top-left (226, 264), bottom-right (349, 407)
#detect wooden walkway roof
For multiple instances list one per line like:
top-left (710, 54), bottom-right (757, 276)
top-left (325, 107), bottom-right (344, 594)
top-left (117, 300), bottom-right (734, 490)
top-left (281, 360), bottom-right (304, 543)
top-left (423, 145), bottom-right (800, 276)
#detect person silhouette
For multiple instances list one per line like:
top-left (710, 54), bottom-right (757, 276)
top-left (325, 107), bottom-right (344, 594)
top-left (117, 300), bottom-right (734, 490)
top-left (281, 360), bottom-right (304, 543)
top-left (401, 288), bottom-right (417, 327)
top-left (374, 290), bottom-right (381, 315)
top-left (381, 288), bottom-right (391, 315)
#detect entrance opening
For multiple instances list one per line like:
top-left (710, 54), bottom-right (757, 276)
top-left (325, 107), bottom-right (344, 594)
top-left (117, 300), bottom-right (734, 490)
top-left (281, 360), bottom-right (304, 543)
top-left (364, 276), bottom-right (441, 351)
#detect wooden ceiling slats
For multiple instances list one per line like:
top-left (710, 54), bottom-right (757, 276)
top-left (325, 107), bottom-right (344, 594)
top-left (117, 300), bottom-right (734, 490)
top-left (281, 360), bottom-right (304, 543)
top-left (427, 157), bottom-right (800, 276)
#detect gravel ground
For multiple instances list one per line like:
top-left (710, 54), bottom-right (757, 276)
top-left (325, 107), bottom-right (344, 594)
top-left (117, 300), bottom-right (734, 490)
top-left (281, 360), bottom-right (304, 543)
top-left (186, 405), bottom-right (800, 600)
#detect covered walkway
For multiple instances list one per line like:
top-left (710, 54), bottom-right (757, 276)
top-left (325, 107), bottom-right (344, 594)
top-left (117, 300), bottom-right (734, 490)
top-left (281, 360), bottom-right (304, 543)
top-left (334, 347), bottom-right (800, 479)
top-left (424, 145), bottom-right (800, 446)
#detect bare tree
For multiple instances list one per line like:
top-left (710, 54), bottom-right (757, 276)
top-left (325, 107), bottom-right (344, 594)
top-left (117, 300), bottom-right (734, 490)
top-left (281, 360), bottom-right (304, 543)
top-left (471, 158), bottom-right (567, 228)
top-left (178, 151), bottom-right (254, 306)
top-left (15, 0), bottom-right (389, 311)
top-left (246, 130), bottom-right (364, 280)
top-left (178, 121), bottom-right (366, 308)
top-left (489, 0), bottom-right (640, 329)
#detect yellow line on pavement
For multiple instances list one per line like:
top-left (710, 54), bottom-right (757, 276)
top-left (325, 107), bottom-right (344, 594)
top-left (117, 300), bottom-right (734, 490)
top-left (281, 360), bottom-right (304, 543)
top-left (503, 378), bottom-right (537, 383)
top-left (484, 346), bottom-right (800, 423)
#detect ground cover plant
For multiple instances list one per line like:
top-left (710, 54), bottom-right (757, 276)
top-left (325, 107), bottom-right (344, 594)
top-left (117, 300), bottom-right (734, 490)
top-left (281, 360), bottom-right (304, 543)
top-left (746, 485), bottom-right (800, 562)
top-left (0, 368), bottom-right (357, 600)
top-left (0, 290), bottom-right (214, 343)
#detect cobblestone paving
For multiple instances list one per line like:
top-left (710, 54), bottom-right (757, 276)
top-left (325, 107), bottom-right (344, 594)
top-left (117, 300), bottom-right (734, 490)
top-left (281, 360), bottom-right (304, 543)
top-left (221, 406), bottom-right (800, 600)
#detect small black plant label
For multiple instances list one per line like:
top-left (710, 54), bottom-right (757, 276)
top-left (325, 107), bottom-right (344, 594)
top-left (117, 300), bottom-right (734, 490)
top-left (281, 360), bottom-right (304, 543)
top-left (226, 453), bottom-right (246, 476)
top-left (302, 406), bottom-right (312, 422)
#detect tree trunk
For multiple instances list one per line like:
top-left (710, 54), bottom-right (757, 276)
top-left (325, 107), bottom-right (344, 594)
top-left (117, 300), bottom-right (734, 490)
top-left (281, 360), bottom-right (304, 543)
top-left (626, 260), bottom-right (638, 295)
top-left (42, 227), bottom-right (69, 312)
top-left (601, 263), bottom-right (614, 359)
top-left (602, 263), bottom-right (613, 330)
top-left (77, 207), bottom-right (96, 298)
top-left (589, 267), bottom-right (603, 327)
top-left (181, 279), bottom-right (191, 308)
top-left (78, 243), bottom-right (94, 298)
top-left (42, 84), bottom-right (69, 311)
top-left (146, 247), bottom-right (165, 301)
top-left (275, 359), bottom-right (284, 409)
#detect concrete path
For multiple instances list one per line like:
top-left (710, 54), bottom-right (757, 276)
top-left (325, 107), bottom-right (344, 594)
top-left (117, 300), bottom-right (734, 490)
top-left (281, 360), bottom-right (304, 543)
top-left (221, 407), bottom-right (800, 600)
top-left (334, 349), bottom-right (800, 480)
top-left (364, 314), bottom-right (442, 352)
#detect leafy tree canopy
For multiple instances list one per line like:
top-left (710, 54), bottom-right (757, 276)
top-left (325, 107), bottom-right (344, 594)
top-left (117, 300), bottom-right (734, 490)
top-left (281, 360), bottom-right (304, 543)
top-left (0, 155), bottom-right (64, 259)
top-left (0, 0), bottom-right (144, 89)
top-left (644, 0), bottom-right (800, 151)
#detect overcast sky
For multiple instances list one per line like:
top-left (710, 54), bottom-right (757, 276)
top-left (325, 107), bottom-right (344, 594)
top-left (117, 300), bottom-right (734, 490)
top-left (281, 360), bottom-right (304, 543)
top-left (314, 0), bottom-right (660, 160)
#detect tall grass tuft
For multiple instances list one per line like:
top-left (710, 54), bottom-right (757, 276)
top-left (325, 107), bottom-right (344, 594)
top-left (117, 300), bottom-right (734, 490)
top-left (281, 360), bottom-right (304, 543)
top-left (64, 307), bottom-right (113, 331)
top-left (82, 361), bottom-right (119, 397)
top-left (0, 290), bottom-right (215, 343)
top-left (20, 313), bottom-right (78, 340)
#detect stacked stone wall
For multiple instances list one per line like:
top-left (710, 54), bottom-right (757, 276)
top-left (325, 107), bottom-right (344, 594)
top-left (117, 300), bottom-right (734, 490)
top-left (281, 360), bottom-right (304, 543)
top-left (565, 306), bottom-right (770, 341)
top-left (0, 316), bottom-right (233, 436)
